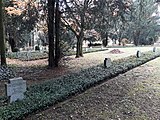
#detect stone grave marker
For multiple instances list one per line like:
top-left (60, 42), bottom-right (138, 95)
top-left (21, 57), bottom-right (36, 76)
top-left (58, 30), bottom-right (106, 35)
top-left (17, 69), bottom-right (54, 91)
top-left (5, 77), bottom-right (26, 103)
top-left (16, 51), bottom-right (20, 58)
top-left (73, 47), bottom-right (76, 52)
top-left (27, 51), bottom-right (31, 60)
top-left (136, 50), bottom-right (141, 58)
top-left (104, 58), bottom-right (112, 68)
top-left (85, 47), bottom-right (88, 52)
top-left (153, 47), bottom-right (156, 52)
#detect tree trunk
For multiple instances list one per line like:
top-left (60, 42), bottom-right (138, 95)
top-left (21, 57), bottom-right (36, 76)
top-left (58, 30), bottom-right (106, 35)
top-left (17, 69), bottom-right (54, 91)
top-left (76, 11), bottom-right (84, 58)
top-left (79, 42), bottom-right (83, 57)
top-left (105, 32), bottom-right (108, 47)
top-left (134, 30), bottom-right (140, 46)
top-left (79, 31), bottom-right (83, 57)
top-left (76, 32), bottom-right (84, 58)
top-left (55, 1), bottom-right (61, 67)
top-left (76, 35), bottom-right (81, 58)
top-left (118, 32), bottom-right (122, 46)
top-left (48, 0), bottom-right (55, 68)
top-left (8, 36), bottom-right (16, 52)
top-left (0, 0), bottom-right (6, 66)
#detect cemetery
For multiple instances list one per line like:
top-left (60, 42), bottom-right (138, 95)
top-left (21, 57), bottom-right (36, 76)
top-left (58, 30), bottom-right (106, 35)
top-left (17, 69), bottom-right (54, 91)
top-left (0, 48), bottom-right (160, 119)
top-left (0, 0), bottom-right (160, 119)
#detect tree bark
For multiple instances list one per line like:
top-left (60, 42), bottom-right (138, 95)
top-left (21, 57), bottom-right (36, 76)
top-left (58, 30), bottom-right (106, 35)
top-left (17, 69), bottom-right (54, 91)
top-left (48, 0), bottom-right (55, 68)
top-left (76, 11), bottom-right (85, 58)
top-left (118, 32), bottom-right (122, 46)
top-left (79, 32), bottom-right (83, 57)
top-left (55, 1), bottom-right (61, 67)
top-left (105, 32), bottom-right (108, 47)
top-left (8, 36), bottom-right (16, 52)
top-left (0, 0), bottom-right (6, 66)
top-left (76, 35), bottom-right (81, 58)
top-left (134, 30), bottom-right (140, 46)
top-left (76, 32), bottom-right (84, 58)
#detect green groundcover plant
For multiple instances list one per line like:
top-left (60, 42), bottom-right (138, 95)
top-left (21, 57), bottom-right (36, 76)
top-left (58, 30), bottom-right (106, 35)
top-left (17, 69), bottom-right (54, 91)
top-left (0, 50), bottom-right (160, 119)
top-left (6, 51), bottom-right (48, 61)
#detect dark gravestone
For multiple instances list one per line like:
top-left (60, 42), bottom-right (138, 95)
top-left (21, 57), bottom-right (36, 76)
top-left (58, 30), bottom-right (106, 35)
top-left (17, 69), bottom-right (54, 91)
top-left (153, 47), bottom-right (156, 52)
top-left (104, 58), bottom-right (112, 68)
top-left (136, 51), bottom-right (141, 58)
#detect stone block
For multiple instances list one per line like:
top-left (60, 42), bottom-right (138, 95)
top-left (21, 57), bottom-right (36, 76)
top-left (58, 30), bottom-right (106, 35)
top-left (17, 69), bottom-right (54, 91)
top-left (5, 77), bottom-right (26, 103)
top-left (104, 58), bottom-right (112, 68)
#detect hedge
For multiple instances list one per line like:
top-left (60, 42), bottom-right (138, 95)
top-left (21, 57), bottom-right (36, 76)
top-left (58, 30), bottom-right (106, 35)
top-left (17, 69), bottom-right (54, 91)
top-left (61, 47), bottom-right (108, 56)
top-left (6, 51), bottom-right (48, 61)
top-left (6, 48), bottom-right (108, 61)
top-left (0, 50), bottom-right (160, 119)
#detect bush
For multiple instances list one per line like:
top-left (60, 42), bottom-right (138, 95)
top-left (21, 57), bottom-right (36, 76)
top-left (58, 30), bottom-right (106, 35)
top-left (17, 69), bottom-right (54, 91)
top-left (0, 50), bottom-right (160, 119)
top-left (35, 46), bottom-right (40, 51)
top-left (6, 51), bottom-right (48, 61)
top-left (12, 47), bottom-right (19, 52)
top-left (0, 66), bottom-right (16, 80)
top-left (65, 48), bottom-right (108, 56)
top-left (88, 43), bottom-right (102, 47)
top-left (6, 48), bottom-right (107, 61)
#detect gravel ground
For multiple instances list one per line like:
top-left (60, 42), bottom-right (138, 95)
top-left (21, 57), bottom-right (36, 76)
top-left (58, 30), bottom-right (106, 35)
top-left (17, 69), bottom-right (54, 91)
top-left (25, 57), bottom-right (160, 120)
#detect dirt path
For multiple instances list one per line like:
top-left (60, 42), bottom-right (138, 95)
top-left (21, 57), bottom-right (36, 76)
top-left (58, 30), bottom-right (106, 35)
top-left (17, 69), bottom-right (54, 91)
top-left (25, 57), bottom-right (160, 120)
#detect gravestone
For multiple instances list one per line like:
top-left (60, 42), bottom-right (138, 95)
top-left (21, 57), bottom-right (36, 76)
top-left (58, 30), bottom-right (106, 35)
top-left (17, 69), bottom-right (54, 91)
top-left (104, 58), bottom-right (112, 68)
top-left (85, 47), bottom-right (88, 52)
top-left (73, 48), bottom-right (76, 52)
top-left (27, 51), bottom-right (31, 60)
top-left (153, 47), bottom-right (156, 52)
top-left (136, 50), bottom-right (141, 58)
top-left (5, 77), bottom-right (26, 103)
top-left (16, 51), bottom-right (20, 58)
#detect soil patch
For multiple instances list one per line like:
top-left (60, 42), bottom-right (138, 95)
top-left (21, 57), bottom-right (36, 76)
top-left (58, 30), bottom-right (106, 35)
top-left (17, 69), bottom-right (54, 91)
top-left (108, 49), bottom-right (124, 54)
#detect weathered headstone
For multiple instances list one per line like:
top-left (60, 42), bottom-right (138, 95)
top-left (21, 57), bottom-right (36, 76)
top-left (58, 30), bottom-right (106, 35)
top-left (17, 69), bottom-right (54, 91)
top-left (85, 47), bottom-right (88, 52)
top-left (136, 50), bottom-right (141, 58)
top-left (73, 48), bottom-right (76, 52)
top-left (27, 51), bottom-right (31, 60)
top-left (153, 47), bottom-right (156, 52)
top-left (5, 77), bottom-right (26, 103)
top-left (16, 51), bottom-right (20, 58)
top-left (104, 58), bottom-right (112, 68)
top-left (101, 46), bottom-right (103, 50)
